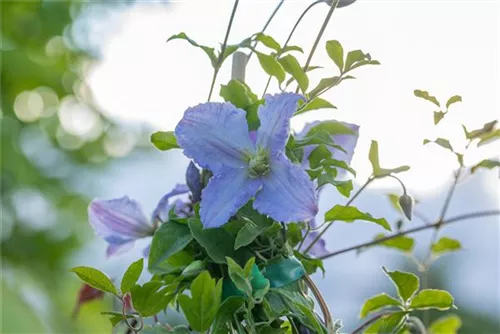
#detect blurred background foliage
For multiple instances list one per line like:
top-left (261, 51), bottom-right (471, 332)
top-left (0, 1), bottom-right (498, 333)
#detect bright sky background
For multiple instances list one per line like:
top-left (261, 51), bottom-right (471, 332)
top-left (88, 0), bottom-right (500, 196)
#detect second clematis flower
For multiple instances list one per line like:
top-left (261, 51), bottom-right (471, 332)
top-left (175, 93), bottom-right (318, 228)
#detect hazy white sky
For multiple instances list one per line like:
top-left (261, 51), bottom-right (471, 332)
top-left (88, 0), bottom-right (500, 194)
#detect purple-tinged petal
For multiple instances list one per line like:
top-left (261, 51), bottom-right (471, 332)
top-left (186, 161), bottom-right (202, 202)
top-left (142, 244), bottom-right (151, 258)
top-left (256, 93), bottom-right (303, 155)
top-left (200, 167), bottom-right (261, 228)
top-left (89, 197), bottom-right (153, 246)
top-left (106, 242), bottom-right (135, 257)
top-left (249, 130), bottom-right (257, 145)
top-left (152, 184), bottom-right (190, 222)
top-left (175, 102), bottom-right (255, 172)
top-left (254, 155), bottom-right (318, 223)
top-left (172, 199), bottom-right (190, 217)
top-left (302, 231), bottom-right (329, 258)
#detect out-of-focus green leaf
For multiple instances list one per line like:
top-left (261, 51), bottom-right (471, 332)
top-left (431, 237), bottom-right (461, 255)
top-left (382, 267), bottom-right (419, 302)
top-left (121, 258), bottom-right (143, 294)
top-left (151, 131), bottom-right (179, 151)
top-left (409, 289), bottom-right (454, 310)
top-left (70, 266), bottom-right (118, 296)
top-left (369, 140), bottom-right (410, 177)
top-left (360, 293), bottom-right (401, 318)
top-left (414, 89), bottom-right (440, 107)
top-left (471, 159), bottom-right (500, 173)
top-left (373, 234), bottom-right (415, 252)
top-left (445, 95), bottom-right (462, 109)
top-left (167, 32), bottom-right (217, 67)
top-left (364, 311), bottom-right (408, 334)
top-left (325, 205), bottom-right (391, 231)
top-left (279, 54), bottom-right (309, 93)
top-left (423, 138), bottom-right (454, 152)
top-left (130, 281), bottom-right (175, 317)
top-left (429, 314), bottom-right (462, 334)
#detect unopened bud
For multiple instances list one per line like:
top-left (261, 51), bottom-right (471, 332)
top-left (323, 0), bottom-right (357, 8)
top-left (399, 194), bottom-right (413, 221)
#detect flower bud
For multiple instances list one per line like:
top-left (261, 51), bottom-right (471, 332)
top-left (399, 193), bottom-right (413, 220)
top-left (323, 0), bottom-right (357, 8)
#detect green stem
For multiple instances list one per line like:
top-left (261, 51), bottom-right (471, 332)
top-left (207, 0), bottom-right (240, 101)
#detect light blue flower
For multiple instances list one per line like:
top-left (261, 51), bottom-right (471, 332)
top-left (175, 93), bottom-right (318, 228)
top-left (89, 184), bottom-right (189, 257)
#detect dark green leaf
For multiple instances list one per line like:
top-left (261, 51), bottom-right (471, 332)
top-left (360, 293), bottom-right (401, 318)
top-left (429, 315), bottom-right (462, 334)
top-left (148, 222), bottom-right (193, 273)
top-left (70, 266), bottom-right (118, 296)
top-left (382, 267), bottom-right (419, 302)
top-left (373, 234), bottom-right (415, 252)
top-left (286, 223), bottom-right (303, 247)
top-left (101, 312), bottom-right (135, 327)
top-left (409, 289), bottom-right (454, 310)
top-left (295, 97), bottom-right (336, 116)
top-left (414, 89), bottom-right (440, 107)
top-left (220, 79), bottom-right (258, 109)
top-left (471, 159), bottom-right (500, 173)
top-left (235, 218), bottom-right (272, 250)
top-left (324, 205), bottom-right (391, 231)
top-left (445, 95), bottom-right (462, 109)
top-left (325, 40), bottom-right (344, 72)
top-left (226, 257), bottom-right (253, 297)
top-left (167, 32), bottom-right (217, 67)
top-left (431, 237), bottom-right (461, 255)
top-left (142, 325), bottom-right (191, 334)
top-left (322, 158), bottom-right (356, 176)
top-left (121, 258), bottom-right (143, 294)
top-left (256, 52), bottom-right (286, 83)
top-left (130, 281), bottom-right (175, 317)
top-left (178, 271), bottom-right (223, 332)
top-left (279, 54), bottom-right (309, 93)
top-left (151, 250), bottom-right (194, 275)
top-left (151, 131), bottom-right (179, 151)
top-left (293, 251), bottom-right (325, 275)
top-left (212, 297), bottom-right (245, 334)
top-left (317, 176), bottom-right (353, 197)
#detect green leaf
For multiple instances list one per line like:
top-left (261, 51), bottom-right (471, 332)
top-left (150, 131), bottom-right (179, 151)
top-left (234, 218), bottom-right (272, 250)
top-left (478, 128), bottom-right (500, 146)
top-left (308, 76), bottom-right (339, 98)
top-left (254, 33), bottom-right (281, 52)
top-left (344, 50), bottom-right (367, 71)
top-left (360, 293), bottom-right (401, 318)
top-left (409, 289), bottom-right (454, 310)
top-left (324, 205), bottom-right (391, 231)
top-left (317, 176), bottom-right (353, 197)
top-left (142, 325), bottom-right (191, 334)
top-left (293, 251), bottom-right (325, 275)
top-left (373, 234), bottom-right (414, 252)
top-left (429, 315), bottom-right (462, 334)
top-left (262, 257), bottom-right (306, 288)
top-left (369, 140), bottom-right (410, 177)
top-left (382, 267), bottom-right (419, 302)
top-left (167, 32), bottom-right (217, 67)
top-left (70, 266), bottom-right (118, 296)
top-left (295, 97), bottom-right (336, 116)
top-left (281, 45), bottom-right (304, 54)
top-left (414, 89), bottom-right (440, 107)
top-left (431, 237), bottom-right (461, 255)
top-left (348, 59), bottom-right (380, 71)
top-left (181, 260), bottom-right (206, 278)
top-left (423, 138), bottom-right (454, 152)
top-left (148, 222), bottom-right (193, 273)
top-left (325, 40), bottom-right (344, 72)
top-left (220, 79), bottom-right (258, 109)
top-left (279, 54), bottom-right (309, 93)
top-left (322, 158), bottom-right (356, 176)
top-left (121, 258), bottom-right (143, 294)
top-left (434, 111), bottom-right (446, 125)
top-left (256, 52), bottom-right (286, 83)
top-left (286, 223), bottom-right (303, 247)
top-left (364, 311), bottom-right (408, 334)
top-left (178, 271), bottom-right (223, 332)
top-left (101, 312), bottom-right (136, 327)
top-left (471, 159), bottom-right (500, 174)
top-left (130, 281), bottom-right (175, 317)
top-left (151, 250), bottom-right (194, 275)
top-left (226, 257), bottom-right (253, 297)
top-left (212, 296), bottom-right (245, 334)
top-left (445, 95), bottom-right (462, 109)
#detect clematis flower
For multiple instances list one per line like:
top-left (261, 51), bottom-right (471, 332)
top-left (89, 184), bottom-right (189, 257)
top-left (301, 220), bottom-right (329, 258)
top-left (297, 120), bottom-right (359, 176)
top-left (175, 93), bottom-right (318, 228)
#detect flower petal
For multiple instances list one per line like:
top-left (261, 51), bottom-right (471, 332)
top-left (89, 197), bottom-right (153, 245)
top-left (302, 231), bottom-right (329, 258)
top-left (175, 102), bottom-right (255, 172)
top-left (200, 167), bottom-right (261, 228)
top-left (186, 161), bottom-right (202, 202)
top-left (254, 155), bottom-right (318, 223)
top-left (256, 93), bottom-right (303, 155)
top-left (106, 242), bottom-right (135, 257)
top-left (152, 184), bottom-right (190, 222)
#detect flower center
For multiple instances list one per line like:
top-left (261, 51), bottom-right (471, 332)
top-left (248, 149), bottom-right (271, 178)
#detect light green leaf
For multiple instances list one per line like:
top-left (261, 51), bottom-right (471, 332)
top-left (226, 257), bottom-right (253, 297)
top-left (414, 89), bottom-right (440, 107)
top-left (471, 159), bottom-right (500, 174)
top-left (373, 234), bottom-right (415, 252)
top-left (349, 59), bottom-right (380, 71)
top-left (256, 52), bottom-right (286, 83)
top-left (423, 138), bottom-right (454, 152)
top-left (167, 32), bottom-right (217, 67)
top-left (121, 258), bottom-right (143, 294)
top-left (434, 111), bottom-right (446, 125)
top-left (431, 237), bottom-right (461, 255)
top-left (317, 176), bottom-right (353, 197)
top-left (478, 128), bottom-right (500, 146)
top-left (130, 281), bottom-right (175, 317)
top-left (178, 271), bottom-right (223, 332)
top-left (325, 205), bottom-right (391, 231)
top-left (326, 40), bottom-right (344, 72)
top-left (151, 250), bottom-right (194, 275)
top-left (360, 293), bottom-right (401, 318)
top-left (151, 131), bottom-right (179, 151)
top-left (369, 140), bottom-right (410, 177)
top-left (322, 158), bottom-right (356, 176)
top-left (295, 97), bottom-right (336, 116)
top-left (409, 289), bottom-right (454, 310)
top-left (181, 260), bottom-right (206, 278)
top-left (101, 312), bottom-right (135, 328)
top-left (429, 314), bottom-right (462, 334)
top-left (279, 54), bottom-right (309, 93)
top-left (254, 33), bottom-right (281, 52)
top-left (308, 76), bottom-right (339, 98)
top-left (382, 267), bottom-right (419, 302)
top-left (70, 266), bottom-right (118, 296)
top-left (364, 311), bottom-right (408, 334)
top-left (344, 50), bottom-right (367, 71)
top-left (148, 222), bottom-right (193, 273)
top-left (446, 95), bottom-right (462, 109)
top-left (220, 79), bottom-right (258, 109)
top-left (234, 218), bottom-right (272, 250)
top-left (281, 45), bottom-right (304, 54)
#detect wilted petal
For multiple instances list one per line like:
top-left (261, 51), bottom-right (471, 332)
top-left (186, 161), bottom-right (202, 202)
top-left (175, 102), bottom-right (255, 172)
top-left (200, 167), bottom-right (261, 228)
top-left (89, 197), bottom-right (153, 245)
top-left (152, 184), bottom-right (190, 222)
top-left (254, 155), bottom-right (318, 223)
top-left (256, 93), bottom-right (303, 155)
top-left (302, 231), bottom-right (329, 257)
